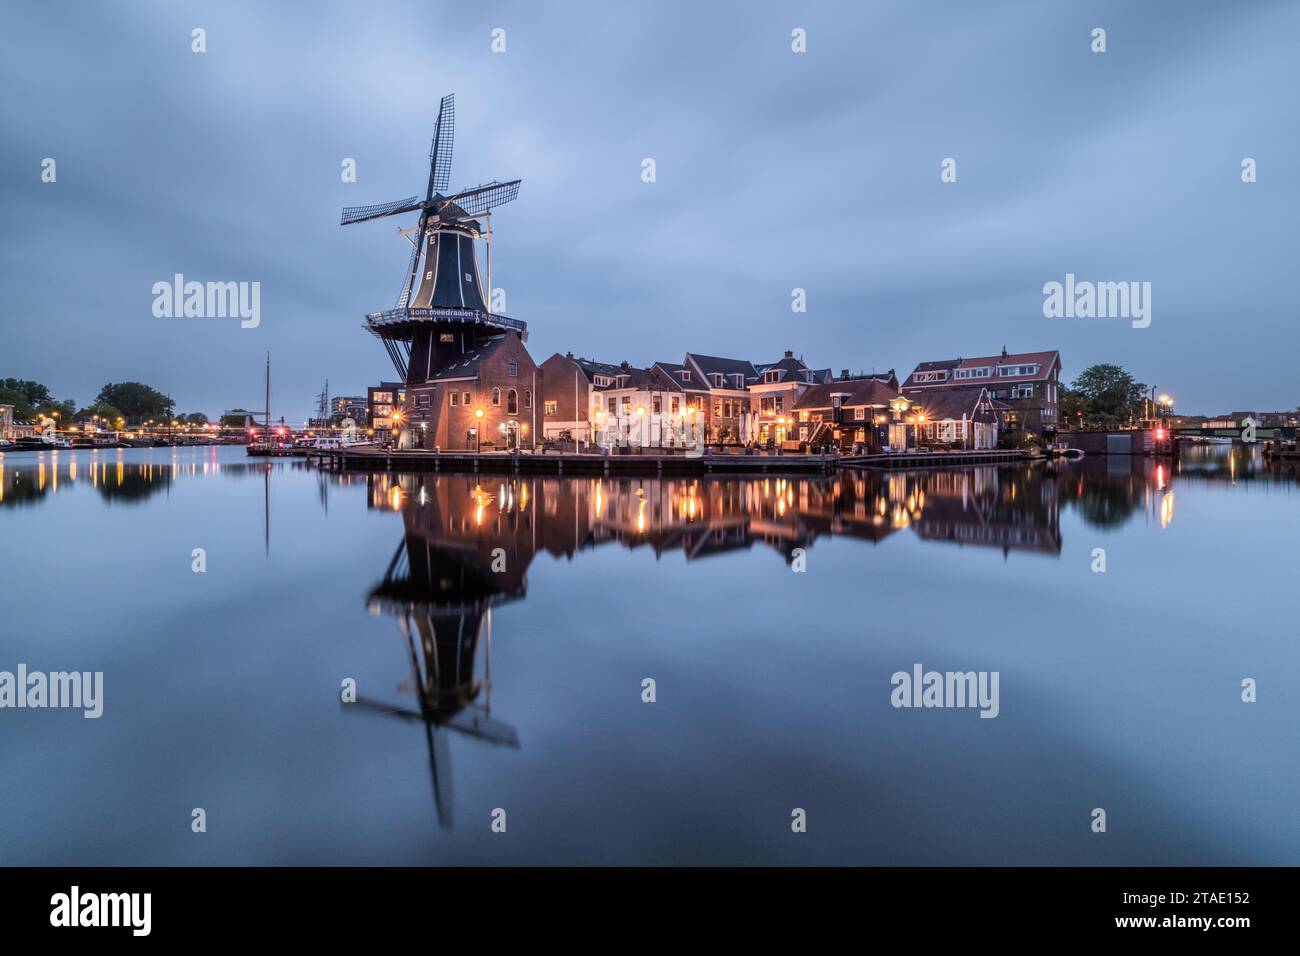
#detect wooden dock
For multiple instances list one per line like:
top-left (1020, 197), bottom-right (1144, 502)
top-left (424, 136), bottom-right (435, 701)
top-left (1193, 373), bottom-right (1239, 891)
top-left (316, 446), bottom-right (1032, 475)
top-left (839, 449), bottom-right (1031, 469)
top-left (246, 447), bottom-right (309, 458)
top-left (319, 448), bottom-right (837, 476)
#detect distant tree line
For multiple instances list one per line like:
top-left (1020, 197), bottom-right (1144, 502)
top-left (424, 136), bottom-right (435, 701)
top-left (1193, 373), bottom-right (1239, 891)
top-left (0, 377), bottom-right (207, 427)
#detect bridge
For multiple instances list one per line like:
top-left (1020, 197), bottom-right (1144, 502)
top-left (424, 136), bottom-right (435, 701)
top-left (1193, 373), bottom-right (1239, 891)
top-left (1175, 426), bottom-right (1294, 442)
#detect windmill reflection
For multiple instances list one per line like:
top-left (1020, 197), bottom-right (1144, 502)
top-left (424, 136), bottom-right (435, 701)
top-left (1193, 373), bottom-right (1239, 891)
top-left (359, 484), bottom-right (525, 829)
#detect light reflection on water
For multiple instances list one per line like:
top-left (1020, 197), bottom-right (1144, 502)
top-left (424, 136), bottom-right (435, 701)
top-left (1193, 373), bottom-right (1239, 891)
top-left (0, 444), bottom-right (1296, 864)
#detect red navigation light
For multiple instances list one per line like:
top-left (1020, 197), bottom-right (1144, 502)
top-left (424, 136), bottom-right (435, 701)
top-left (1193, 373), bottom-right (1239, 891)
top-left (1155, 427), bottom-right (1166, 441)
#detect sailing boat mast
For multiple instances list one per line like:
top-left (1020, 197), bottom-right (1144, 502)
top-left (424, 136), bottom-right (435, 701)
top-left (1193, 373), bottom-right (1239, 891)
top-left (264, 352), bottom-right (271, 444)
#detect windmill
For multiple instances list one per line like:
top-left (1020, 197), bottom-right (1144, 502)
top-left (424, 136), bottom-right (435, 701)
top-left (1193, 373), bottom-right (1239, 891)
top-left (341, 94), bottom-right (524, 384)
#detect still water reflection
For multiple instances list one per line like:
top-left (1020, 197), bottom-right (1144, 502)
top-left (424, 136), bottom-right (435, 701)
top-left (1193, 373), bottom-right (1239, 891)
top-left (1, 445), bottom-right (1296, 864)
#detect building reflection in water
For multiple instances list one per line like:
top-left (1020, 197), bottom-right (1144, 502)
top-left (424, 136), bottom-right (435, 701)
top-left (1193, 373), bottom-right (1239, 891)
top-left (2, 444), bottom-right (1295, 830)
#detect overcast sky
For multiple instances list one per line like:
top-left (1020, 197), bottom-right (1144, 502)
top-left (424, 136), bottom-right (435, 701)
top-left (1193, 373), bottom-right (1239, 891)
top-left (3, 0), bottom-right (1297, 419)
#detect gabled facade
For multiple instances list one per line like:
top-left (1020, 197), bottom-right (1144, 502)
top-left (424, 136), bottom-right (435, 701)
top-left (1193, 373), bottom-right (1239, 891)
top-left (748, 351), bottom-right (831, 446)
top-left (538, 353), bottom-right (623, 443)
top-left (655, 353), bottom-right (757, 444)
top-left (792, 377), bottom-right (903, 452)
top-left (908, 387), bottom-right (1001, 450)
top-left (590, 362), bottom-right (697, 448)
top-left (901, 348), bottom-right (1062, 438)
top-left (404, 331), bottom-right (540, 451)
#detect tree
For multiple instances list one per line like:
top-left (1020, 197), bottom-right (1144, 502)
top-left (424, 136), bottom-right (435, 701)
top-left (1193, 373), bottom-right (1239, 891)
top-left (95, 383), bottom-right (173, 423)
top-left (0, 378), bottom-right (53, 408)
top-left (1069, 364), bottom-right (1144, 424)
top-left (183, 412), bottom-right (209, 425)
top-left (78, 402), bottom-right (125, 428)
top-left (1059, 385), bottom-right (1087, 427)
top-left (0, 386), bottom-right (34, 421)
top-left (34, 399), bottom-right (76, 425)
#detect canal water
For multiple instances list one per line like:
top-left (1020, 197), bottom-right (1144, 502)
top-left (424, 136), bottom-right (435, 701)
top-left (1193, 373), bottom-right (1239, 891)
top-left (0, 445), bottom-right (1296, 865)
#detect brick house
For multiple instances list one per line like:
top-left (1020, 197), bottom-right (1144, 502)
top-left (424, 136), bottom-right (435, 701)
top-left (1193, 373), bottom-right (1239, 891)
top-left (538, 353), bottom-right (623, 443)
top-left (590, 362), bottom-right (697, 448)
top-left (791, 375), bottom-right (903, 452)
top-left (404, 330), bottom-right (540, 451)
top-left (672, 354), bottom-right (755, 445)
top-left (901, 348), bottom-right (1062, 440)
top-left (748, 351), bottom-right (832, 447)
top-left (909, 387), bottom-right (1001, 450)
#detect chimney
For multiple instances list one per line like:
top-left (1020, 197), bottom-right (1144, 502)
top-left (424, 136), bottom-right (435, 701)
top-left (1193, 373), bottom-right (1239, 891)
top-left (566, 350), bottom-right (573, 359)
top-left (784, 350), bottom-right (794, 359)
top-left (1001, 345), bottom-right (1008, 359)
top-left (620, 360), bottom-right (630, 370)
top-left (840, 368), bottom-right (850, 379)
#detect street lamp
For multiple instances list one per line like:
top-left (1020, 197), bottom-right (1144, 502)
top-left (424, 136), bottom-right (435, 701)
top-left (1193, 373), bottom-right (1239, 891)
top-left (474, 407), bottom-right (484, 452)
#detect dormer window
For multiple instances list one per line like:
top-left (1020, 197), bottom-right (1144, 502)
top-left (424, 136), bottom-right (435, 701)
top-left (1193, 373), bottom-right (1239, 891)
top-left (763, 370), bottom-right (780, 384)
top-left (679, 370), bottom-right (691, 382)
top-left (732, 374), bottom-right (745, 388)
top-left (997, 364), bottom-right (1040, 377)
top-left (593, 375), bottom-right (613, 388)
top-left (710, 373), bottom-right (724, 387)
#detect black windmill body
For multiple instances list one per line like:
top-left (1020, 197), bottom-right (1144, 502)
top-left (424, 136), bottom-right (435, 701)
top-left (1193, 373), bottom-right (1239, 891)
top-left (341, 94), bottom-right (523, 386)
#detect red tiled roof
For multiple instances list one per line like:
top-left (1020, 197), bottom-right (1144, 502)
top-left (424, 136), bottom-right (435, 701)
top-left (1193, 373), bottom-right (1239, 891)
top-left (903, 350), bottom-right (1060, 389)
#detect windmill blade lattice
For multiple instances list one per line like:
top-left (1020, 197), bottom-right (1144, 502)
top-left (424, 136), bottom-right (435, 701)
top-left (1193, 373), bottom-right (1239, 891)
top-left (428, 94), bottom-right (455, 198)
top-left (341, 195), bottom-right (421, 226)
top-left (447, 180), bottom-right (521, 218)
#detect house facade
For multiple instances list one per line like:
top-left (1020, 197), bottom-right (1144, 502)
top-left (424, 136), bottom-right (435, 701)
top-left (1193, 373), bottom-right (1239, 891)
top-left (908, 387), bottom-right (1001, 450)
top-left (367, 383), bottom-right (407, 440)
top-left (749, 351), bottom-right (831, 447)
top-left (901, 348), bottom-right (1062, 440)
top-left (538, 353), bottom-right (624, 443)
top-left (0, 403), bottom-right (13, 440)
top-left (590, 362), bottom-right (698, 448)
top-left (404, 331), bottom-right (540, 451)
top-left (791, 376), bottom-right (903, 452)
top-left (654, 353), bottom-right (756, 445)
